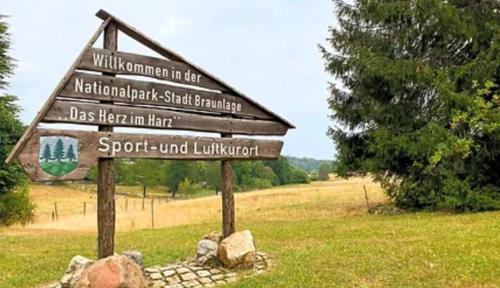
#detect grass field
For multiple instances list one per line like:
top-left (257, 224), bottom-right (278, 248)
top-left (0, 177), bottom-right (498, 287)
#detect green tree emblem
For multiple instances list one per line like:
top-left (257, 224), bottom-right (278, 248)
top-left (41, 143), bottom-right (52, 162)
top-left (53, 138), bottom-right (65, 161)
top-left (66, 144), bottom-right (76, 162)
top-left (39, 137), bottom-right (79, 177)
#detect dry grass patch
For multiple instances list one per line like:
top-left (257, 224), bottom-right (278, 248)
top-left (11, 177), bottom-right (384, 232)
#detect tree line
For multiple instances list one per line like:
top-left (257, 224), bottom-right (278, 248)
top-left (40, 139), bottom-right (77, 162)
top-left (87, 157), bottom-right (310, 197)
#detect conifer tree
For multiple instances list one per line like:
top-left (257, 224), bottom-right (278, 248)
top-left (322, 0), bottom-right (500, 211)
top-left (0, 14), bottom-right (34, 225)
top-left (53, 138), bottom-right (65, 161)
top-left (41, 143), bottom-right (52, 162)
top-left (66, 144), bottom-right (76, 162)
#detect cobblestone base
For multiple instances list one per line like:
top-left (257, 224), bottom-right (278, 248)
top-left (145, 252), bottom-right (270, 288)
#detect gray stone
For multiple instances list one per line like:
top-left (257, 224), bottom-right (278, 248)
top-left (181, 272), bottom-right (198, 281)
top-left (163, 269), bottom-right (176, 277)
top-left (151, 280), bottom-right (166, 288)
top-left (218, 230), bottom-right (256, 268)
top-left (145, 267), bottom-right (160, 273)
top-left (182, 280), bottom-right (199, 287)
top-left (196, 239), bottom-right (218, 264)
top-left (198, 277), bottom-right (212, 284)
top-left (196, 270), bottom-right (211, 278)
top-left (166, 284), bottom-right (183, 288)
top-left (150, 272), bottom-right (163, 280)
top-left (122, 250), bottom-right (144, 268)
top-left (60, 255), bottom-right (94, 288)
top-left (166, 275), bottom-right (181, 284)
top-left (208, 268), bottom-right (221, 274)
top-left (176, 267), bottom-right (191, 274)
top-left (211, 274), bottom-right (224, 281)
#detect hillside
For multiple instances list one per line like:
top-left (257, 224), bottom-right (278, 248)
top-left (286, 156), bottom-right (334, 172)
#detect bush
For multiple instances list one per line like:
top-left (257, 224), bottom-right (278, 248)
top-left (0, 183), bottom-right (34, 226)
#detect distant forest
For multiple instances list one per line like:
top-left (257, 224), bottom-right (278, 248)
top-left (286, 156), bottom-right (335, 173)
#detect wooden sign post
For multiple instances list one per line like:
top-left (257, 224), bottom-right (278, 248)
top-left (6, 10), bottom-right (294, 257)
top-left (97, 21), bottom-right (117, 258)
top-left (221, 133), bottom-right (235, 237)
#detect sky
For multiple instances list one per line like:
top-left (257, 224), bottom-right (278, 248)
top-left (2, 1), bottom-right (337, 160)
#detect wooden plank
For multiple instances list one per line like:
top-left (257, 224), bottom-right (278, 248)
top-left (17, 129), bottom-right (283, 182)
top-left (5, 18), bottom-right (112, 164)
top-left (60, 72), bottom-right (273, 120)
top-left (221, 133), bottom-right (235, 238)
top-left (97, 21), bottom-right (116, 259)
top-left (43, 100), bottom-right (288, 136)
top-left (95, 9), bottom-right (295, 128)
top-left (79, 48), bottom-right (226, 91)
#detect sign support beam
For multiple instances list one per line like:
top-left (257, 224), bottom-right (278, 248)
top-left (97, 20), bottom-right (117, 259)
top-left (221, 133), bottom-right (236, 238)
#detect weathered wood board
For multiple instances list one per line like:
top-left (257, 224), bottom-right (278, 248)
top-left (43, 100), bottom-right (288, 135)
top-left (60, 72), bottom-right (273, 120)
top-left (79, 48), bottom-right (227, 91)
top-left (18, 129), bottom-right (283, 181)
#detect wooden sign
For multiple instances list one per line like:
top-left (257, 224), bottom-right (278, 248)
top-left (17, 129), bottom-right (283, 182)
top-left (79, 48), bottom-right (227, 91)
top-left (60, 72), bottom-right (274, 120)
top-left (44, 100), bottom-right (288, 135)
top-left (7, 9), bottom-right (294, 257)
top-left (6, 10), bottom-right (294, 169)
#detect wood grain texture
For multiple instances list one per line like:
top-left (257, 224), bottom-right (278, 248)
top-left (44, 100), bottom-right (288, 136)
top-left (79, 48), bottom-right (226, 91)
top-left (98, 21), bottom-right (117, 259)
top-left (95, 9), bottom-right (295, 128)
top-left (221, 133), bottom-right (235, 238)
top-left (60, 72), bottom-right (273, 120)
top-left (5, 18), bottom-right (112, 164)
top-left (17, 129), bottom-right (284, 182)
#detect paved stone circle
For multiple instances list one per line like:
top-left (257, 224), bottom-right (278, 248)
top-left (42, 252), bottom-right (270, 288)
top-left (146, 252), bottom-right (270, 288)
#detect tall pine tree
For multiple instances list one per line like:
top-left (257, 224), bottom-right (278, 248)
top-left (322, 0), bottom-right (500, 211)
top-left (53, 138), bottom-right (65, 161)
top-left (0, 14), bottom-right (34, 225)
top-left (41, 143), bottom-right (52, 162)
top-left (66, 144), bottom-right (76, 162)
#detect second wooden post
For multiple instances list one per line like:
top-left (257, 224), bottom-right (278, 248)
top-left (97, 21), bottom-right (117, 258)
top-left (221, 133), bottom-right (235, 238)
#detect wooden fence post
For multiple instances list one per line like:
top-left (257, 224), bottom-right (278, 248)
top-left (221, 133), bottom-right (235, 238)
top-left (54, 202), bottom-right (59, 221)
top-left (97, 21), bottom-right (117, 259)
top-left (151, 198), bottom-right (154, 229)
top-left (363, 184), bottom-right (370, 211)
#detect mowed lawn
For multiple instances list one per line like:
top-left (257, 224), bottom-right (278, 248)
top-left (0, 178), bottom-right (499, 288)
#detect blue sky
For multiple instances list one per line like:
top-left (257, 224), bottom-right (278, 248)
top-left (2, 1), bottom-right (336, 159)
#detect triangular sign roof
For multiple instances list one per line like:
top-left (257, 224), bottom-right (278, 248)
top-left (6, 10), bottom-right (293, 164)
